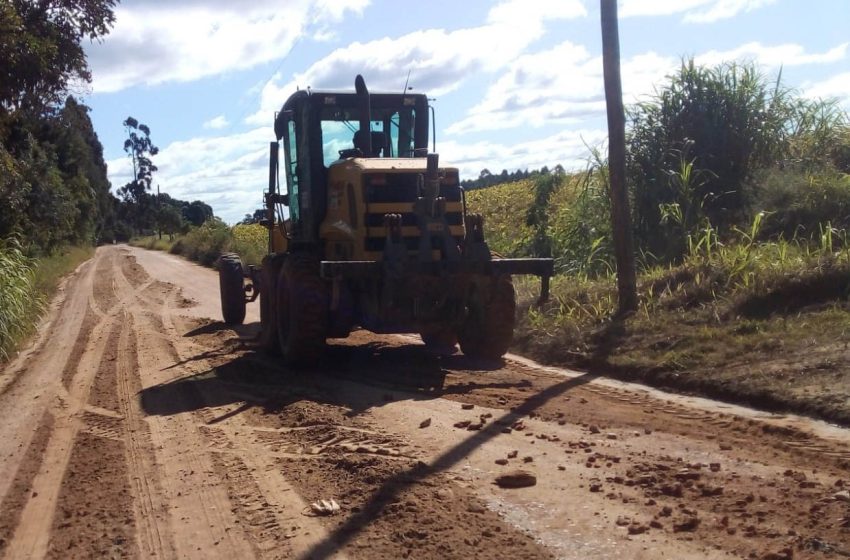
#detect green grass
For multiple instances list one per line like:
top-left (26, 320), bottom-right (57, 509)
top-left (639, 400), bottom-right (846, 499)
top-left (510, 230), bottom-right (850, 424)
top-left (468, 173), bottom-right (850, 423)
top-left (129, 235), bottom-right (177, 252)
top-left (0, 241), bottom-right (94, 364)
top-left (133, 221), bottom-right (267, 269)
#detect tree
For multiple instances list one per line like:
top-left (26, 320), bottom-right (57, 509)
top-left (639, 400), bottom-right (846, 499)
top-left (182, 200), bottom-right (213, 227)
top-left (0, 0), bottom-right (117, 113)
top-left (118, 117), bottom-right (159, 233)
top-left (157, 205), bottom-right (184, 240)
top-left (601, 0), bottom-right (637, 314)
top-left (240, 208), bottom-right (267, 225)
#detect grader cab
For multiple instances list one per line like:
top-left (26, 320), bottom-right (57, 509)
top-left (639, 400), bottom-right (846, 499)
top-left (219, 75), bottom-right (553, 366)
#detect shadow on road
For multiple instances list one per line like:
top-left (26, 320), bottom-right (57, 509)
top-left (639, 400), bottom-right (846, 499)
top-left (142, 335), bottom-right (529, 418)
top-left (297, 370), bottom-right (600, 560)
top-left (139, 333), bottom-right (593, 558)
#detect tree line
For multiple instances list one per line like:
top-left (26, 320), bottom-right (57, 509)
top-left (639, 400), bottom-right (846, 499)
top-left (0, 1), bottom-right (214, 256)
top-left (460, 164), bottom-right (567, 191)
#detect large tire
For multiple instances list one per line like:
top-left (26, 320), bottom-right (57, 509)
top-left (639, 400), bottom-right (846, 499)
top-left (276, 253), bottom-right (328, 367)
top-left (458, 275), bottom-right (516, 360)
top-left (218, 253), bottom-right (246, 325)
top-left (258, 255), bottom-right (283, 353)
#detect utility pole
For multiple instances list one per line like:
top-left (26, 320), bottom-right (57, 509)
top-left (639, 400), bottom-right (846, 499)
top-left (600, 0), bottom-right (638, 314)
top-left (157, 183), bottom-right (162, 240)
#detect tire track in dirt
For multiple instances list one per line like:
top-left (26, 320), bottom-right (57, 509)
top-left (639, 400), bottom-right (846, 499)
top-left (152, 282), bottom-right (350, 559)
top-left (7, 245), bottom-right (849, 559)
top-left (115, 313), bottom-right (175, 558)
top-left (0, 411), bottom-right (54, 557)
top-left (5, 312), bottom-right (118, 558)
top-left (45, 430), bottom-right (136, 559)
top-left (4, 248), bottom-right (179, 559)
top-left (0, 254), bottom-right (99, 534)
top-left (114, 270), bottom-right (258, 559)
top-left (4, 248), bottom-right (126, 558)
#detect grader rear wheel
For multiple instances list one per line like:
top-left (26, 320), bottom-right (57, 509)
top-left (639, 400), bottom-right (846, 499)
top-left (218, 253), bottom-right (246, 325)
top-left (275, 253), bottom-right (328, 367)
top-left (459, 275), bottom-right (516, 360)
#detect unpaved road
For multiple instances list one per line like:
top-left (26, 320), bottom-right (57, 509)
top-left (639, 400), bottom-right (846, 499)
top-left (1, 245), bottom-right (849, 559)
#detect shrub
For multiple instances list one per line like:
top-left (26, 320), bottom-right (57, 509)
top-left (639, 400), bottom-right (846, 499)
top-left (168, 220), bottom-right (267, 268)
top-left (230, 224), bottom-right (267, 266)
top-left (753, 168), bottom-right (850, 240)
top-left (170, 218), bottom-right (231, 266)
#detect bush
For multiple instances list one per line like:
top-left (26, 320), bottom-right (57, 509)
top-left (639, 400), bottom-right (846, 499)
top-left (168, 220), bottom-right (267, 268)
top-left (230, 224), bottom-right (266, 266)
top-left (753, 168), bottom-right (850, 240)
top-left (465, 179), bottom-right (536, 257)
top-left (627, 60), bottom-right (788, 254)
top-left (170, 219), bottom-right (232, 266)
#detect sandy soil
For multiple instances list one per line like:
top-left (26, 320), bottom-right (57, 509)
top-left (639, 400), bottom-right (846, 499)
top-left (0, 245), bottom-right (848, 559)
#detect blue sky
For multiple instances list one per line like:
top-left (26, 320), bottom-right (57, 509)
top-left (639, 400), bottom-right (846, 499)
top-left (81, 0), bottom-right (850, 224)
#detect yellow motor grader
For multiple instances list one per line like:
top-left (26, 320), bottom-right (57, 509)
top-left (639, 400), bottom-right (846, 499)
top-left (219, 75), bottom-right (553, 366)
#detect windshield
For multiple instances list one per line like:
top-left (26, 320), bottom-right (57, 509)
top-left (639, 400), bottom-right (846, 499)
top-left (319, 105), bottom-right (417, 166)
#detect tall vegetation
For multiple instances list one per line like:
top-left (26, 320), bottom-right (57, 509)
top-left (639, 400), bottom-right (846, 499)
top-left (627, 59), bottom-right (850, 262)
top-left (1, 0), bottom-right (119, 254)
top-left (0, 238), bottom-right (41, 361)
top-left (0, 0), bottom-right (117, 113)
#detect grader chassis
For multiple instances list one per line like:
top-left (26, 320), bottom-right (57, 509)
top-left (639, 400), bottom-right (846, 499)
top-left (219, 75), bottom-right (553, 366)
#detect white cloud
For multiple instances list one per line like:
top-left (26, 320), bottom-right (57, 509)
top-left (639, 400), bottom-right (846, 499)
top-left (440, 129), bottom-right (608, 179)
top-left (619, 0), bottom-right (776, 23)
top-left (446, 37), bottom-right (849, 136)
top-left (246, 0), bottom-right (587, 125)
top-left (108, 127), bottom-right (272, 223)
top-left (804, 72), bottom-right (850, 104)
top-left (620, 0), bottom-right (711, 18)
top-left (488, 0), bottom-right (587, 23)
top-left (696, 42), bottom-right (849, 68)
top-left (684, 0), bottom-right (776, 23)
top-left (86, 0), bottom-right (369, 93)
top-left (203, 115), bottom-right (229, 130)
top-left (445, 41), bottom-right (675, 135)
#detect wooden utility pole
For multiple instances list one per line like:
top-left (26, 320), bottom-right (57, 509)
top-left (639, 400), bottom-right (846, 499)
top-left (600, 0), bottom-right (638, 314)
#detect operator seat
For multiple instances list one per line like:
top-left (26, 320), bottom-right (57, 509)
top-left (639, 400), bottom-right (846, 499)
top-left (353, 130), bottom-right (387, 157)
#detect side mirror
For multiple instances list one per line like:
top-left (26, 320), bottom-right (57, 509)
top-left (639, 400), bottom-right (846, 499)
top-left (281, 193), bottom-right (290, 206)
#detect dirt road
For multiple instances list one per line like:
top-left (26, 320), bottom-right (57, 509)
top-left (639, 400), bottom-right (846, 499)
top-left (1, 245), bottom-right (848, 559)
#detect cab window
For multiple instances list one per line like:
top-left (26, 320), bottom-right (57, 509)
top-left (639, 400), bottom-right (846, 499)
top-left (284, 118), bottom-right (300, 221)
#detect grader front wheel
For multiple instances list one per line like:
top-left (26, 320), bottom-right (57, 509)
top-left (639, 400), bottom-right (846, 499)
top-left (218, 253), bottom-right (246, 325)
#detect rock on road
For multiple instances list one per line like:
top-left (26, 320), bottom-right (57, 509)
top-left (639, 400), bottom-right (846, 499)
top-left (0, 245), bottom-right (849, 559)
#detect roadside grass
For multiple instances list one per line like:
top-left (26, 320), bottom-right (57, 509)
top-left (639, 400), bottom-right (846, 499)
top-left (0, 241), bottom-right (94, 364)
top-left (129, 235), bottom-right (177, 252)
top-left (511, 235), bottom-right (850, 425)
top-left (132, 221), bottom-right (267, 269)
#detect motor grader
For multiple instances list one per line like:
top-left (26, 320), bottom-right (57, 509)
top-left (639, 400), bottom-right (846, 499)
top-left (218, 75), bottom-right (553, 366)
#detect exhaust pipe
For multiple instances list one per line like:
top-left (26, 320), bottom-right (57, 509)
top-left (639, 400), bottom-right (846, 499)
top-left (354, 74), bottom-right (372, 155)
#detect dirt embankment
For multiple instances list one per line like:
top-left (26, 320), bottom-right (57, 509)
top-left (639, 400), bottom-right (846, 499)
top-left (0, 245), bottom-right (847, 560)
